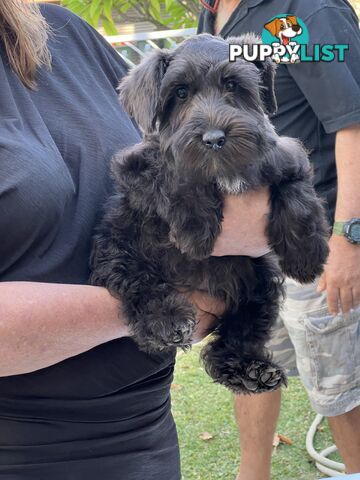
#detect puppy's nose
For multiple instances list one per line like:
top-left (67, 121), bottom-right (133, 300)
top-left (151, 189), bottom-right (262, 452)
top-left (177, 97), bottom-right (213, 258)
top-left (202, 130), bottom-right (226, 150)
top-left (292, 24), bottom-right (301, 32)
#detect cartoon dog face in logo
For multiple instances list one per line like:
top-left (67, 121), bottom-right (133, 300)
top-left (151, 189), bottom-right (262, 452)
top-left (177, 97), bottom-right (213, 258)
top-left (264, 16), bottom-right (302, 46)
top-left (264, 15), bottom-right (303, 63)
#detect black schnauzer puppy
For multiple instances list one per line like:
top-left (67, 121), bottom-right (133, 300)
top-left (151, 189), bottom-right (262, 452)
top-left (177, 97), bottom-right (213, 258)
top-left (91, 34), bottom-right (329, 394)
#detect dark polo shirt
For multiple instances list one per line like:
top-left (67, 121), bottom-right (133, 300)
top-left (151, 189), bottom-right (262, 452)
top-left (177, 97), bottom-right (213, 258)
top-left (198, 0), bottom-right (360, 224)
top-left (0, 4), bottom-right (179, 478)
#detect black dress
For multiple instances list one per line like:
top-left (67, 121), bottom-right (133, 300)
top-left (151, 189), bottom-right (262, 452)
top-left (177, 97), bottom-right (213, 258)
top-left (0, 4), bottom-right (180, 479)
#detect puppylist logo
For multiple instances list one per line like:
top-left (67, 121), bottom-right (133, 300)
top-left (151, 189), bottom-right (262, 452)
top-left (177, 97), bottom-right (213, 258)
top-left (229, 14), bottom-right (349, 64)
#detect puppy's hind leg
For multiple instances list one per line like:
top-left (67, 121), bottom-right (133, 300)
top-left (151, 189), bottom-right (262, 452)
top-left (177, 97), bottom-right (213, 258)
top-left (91, 211), bottom-right (197, 353)
top-left (97, 252), bottom-right (196, 353)
top-left (122, 280), bottom-right (197, 353)
top-left (201, 307), bottom-right (286, 394)
top-left (201, 257), bottom-right (286, 394)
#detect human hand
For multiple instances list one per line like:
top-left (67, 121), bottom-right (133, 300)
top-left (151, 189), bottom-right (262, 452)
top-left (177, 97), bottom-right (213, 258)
top-left (186, 290), bottom-right (225, 343)
top-left (317, 235), bottom-right (360, 315)
top-left (212, 188), bottom-right (271, 257)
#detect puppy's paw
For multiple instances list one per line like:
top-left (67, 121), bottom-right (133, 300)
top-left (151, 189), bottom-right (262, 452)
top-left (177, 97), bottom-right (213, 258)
top-left (281, 236), bottom-right (329, 284)
top-left (202, 346), bottom-right (286, 394)
top-left (238, 360), bottom-right (287, 394)
top-left (132, 294), bottom-right (197, 352)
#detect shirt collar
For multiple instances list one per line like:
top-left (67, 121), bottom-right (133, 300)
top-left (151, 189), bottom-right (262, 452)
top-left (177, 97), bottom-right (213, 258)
top-left (201, 0), bottom-right (268, 38)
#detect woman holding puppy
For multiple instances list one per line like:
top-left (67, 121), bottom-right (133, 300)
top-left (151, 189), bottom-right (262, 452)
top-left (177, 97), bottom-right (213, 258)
top-left (0, 1), bottom-right (229, 478)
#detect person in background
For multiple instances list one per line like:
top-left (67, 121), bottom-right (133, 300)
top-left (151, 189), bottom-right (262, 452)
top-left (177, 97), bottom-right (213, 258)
top-left (0, 2), bottom-right (220, 478)
top-left (198, 0), bottom-right (360, 478)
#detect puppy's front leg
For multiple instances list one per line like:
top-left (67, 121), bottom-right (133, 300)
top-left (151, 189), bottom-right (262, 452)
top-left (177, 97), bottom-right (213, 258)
top-left (168, 182), bottom-right (224, 260)
top-left (265, 139), bottom-right (330, 283)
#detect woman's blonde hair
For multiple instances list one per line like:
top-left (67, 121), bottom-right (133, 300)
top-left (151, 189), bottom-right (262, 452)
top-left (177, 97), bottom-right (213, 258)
top-left (0, 0), bottom-right (51, 89)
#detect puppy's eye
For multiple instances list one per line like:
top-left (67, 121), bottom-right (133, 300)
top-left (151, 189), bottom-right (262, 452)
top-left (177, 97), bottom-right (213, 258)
top-left (225, 80), bottom-right (237, 92)
top-left (280, 25), bottom-right (285, 30)
top-left (175, 86), bottom-right (189, 99)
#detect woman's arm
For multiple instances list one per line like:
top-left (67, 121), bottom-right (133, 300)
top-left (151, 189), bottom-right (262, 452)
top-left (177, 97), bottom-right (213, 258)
top-left (0, 282), bottom-right (125, 376)
top-left (0, 282), bottom-right (223, 377)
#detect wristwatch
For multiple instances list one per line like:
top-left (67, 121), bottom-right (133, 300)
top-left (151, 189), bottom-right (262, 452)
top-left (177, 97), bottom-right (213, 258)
top-left (333, 218), bottom-right (360, 244)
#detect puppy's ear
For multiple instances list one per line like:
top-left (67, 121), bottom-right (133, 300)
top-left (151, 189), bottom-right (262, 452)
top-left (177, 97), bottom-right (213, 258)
top-left (227, 33), bottom-right (277, 116)
top-left (264, 19), bottom-right (279, 37)
top-left (254, 56), bottom-right (277, 116)
top-left (119, 49), bottom-right (172, 133)
top-left (286, 15), bottom-right (298, 26)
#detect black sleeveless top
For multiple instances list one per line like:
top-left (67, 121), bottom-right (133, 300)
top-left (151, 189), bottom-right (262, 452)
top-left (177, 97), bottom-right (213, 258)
top-left (0, 5), bottom-right (179, 479)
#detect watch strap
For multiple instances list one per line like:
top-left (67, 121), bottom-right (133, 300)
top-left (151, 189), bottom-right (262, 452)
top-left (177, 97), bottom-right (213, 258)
top-left (332, 221), bottom-right (346, 236)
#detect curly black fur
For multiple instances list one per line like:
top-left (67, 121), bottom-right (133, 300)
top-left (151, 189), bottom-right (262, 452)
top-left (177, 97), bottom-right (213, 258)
top-left (90, 34), bottom-right (329, 394)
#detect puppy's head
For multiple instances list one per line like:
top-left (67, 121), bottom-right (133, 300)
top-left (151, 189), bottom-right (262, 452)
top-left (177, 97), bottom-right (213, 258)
top-left (120, 34), bottom-right (278, 189)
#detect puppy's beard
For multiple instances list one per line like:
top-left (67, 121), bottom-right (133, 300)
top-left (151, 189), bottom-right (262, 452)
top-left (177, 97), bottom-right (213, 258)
top-left (168, 117), bottom-right (263, 183)
top-left (216, 176), bottom-right (249, 194)
top-left (171, 138), bottom-right (261, 190)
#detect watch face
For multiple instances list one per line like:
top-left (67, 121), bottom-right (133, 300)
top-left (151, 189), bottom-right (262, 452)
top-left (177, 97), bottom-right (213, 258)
top-left (348, 221), bottom-right (360, 243)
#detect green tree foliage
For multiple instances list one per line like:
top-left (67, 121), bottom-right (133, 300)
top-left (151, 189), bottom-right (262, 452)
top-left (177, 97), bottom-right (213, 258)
top-left (61, 0), bottom-right (200, 34)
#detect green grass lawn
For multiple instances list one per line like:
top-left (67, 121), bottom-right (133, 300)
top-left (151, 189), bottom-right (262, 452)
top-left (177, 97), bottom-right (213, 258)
top-left (172, 346), bottom-right (341, 480)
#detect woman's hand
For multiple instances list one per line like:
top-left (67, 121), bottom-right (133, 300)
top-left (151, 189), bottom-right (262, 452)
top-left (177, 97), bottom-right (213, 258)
top-left (186, 290), bottom-right (225, 343)
top-left (212, 188), bottom-right (271, 257)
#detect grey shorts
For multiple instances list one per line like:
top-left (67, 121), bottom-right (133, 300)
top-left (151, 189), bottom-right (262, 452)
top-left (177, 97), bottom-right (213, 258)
top-left (269, 278), bottom-right (360, 417)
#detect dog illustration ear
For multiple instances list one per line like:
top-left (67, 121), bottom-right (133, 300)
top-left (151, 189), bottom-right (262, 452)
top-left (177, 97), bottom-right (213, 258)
top-left (286, 15), bottom-right (298, 26)
top-left (264, 18), bottom-right (279, 37)
top-left (119, 49), bottom-right (172, 133)
top-left (227, 34), bottom-right (278, 115)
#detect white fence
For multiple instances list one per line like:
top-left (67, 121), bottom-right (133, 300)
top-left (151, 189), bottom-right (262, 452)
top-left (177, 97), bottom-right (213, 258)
top-left (105, 28), bottom-right (197, 67)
